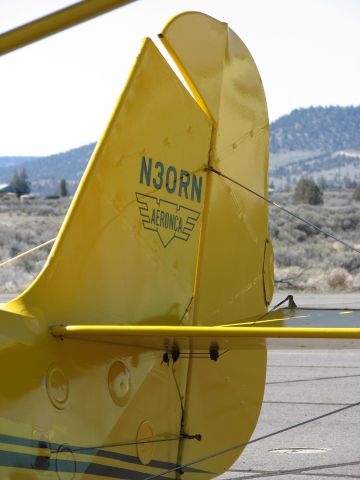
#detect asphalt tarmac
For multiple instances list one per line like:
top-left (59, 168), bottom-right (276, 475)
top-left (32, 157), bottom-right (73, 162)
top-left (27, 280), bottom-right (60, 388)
top-left (216, 293), bottom-right (360, 480)
top-left (1, 292), bottom-right (359, 479)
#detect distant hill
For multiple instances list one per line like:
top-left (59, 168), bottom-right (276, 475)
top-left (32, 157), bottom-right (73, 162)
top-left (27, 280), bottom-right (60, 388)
top-left (0, 105), bottom-right (359, 194)
top-left (0, 144), bottom-right (95, 196)
top-left (0, 156), bottom-right (39, 168)
top-left (270, 105), bottom-right (360, 153)
top-left (270, 105), bottom-right (360, 189)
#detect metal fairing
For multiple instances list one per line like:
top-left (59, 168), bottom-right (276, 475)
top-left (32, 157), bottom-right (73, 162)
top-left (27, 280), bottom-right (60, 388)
top-left (0, 11), bottom-right (271, 480)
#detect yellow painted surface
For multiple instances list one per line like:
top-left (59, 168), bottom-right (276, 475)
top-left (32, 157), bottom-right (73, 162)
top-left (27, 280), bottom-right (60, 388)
top-left (52, 323), bottom-right (360, 341)
top-left (0, 0), bottom-right (139, 56)
top-left (8, 38), bottom-right (211, 327)
top-left (161, 12), bottom-right (272, 325)
top-left (160, 13), bottom-right (269, 477)
top-left (0, 34), bottom-right (211, 478)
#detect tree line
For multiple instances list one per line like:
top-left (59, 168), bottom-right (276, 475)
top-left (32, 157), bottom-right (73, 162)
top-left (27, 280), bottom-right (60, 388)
top-left (8, 167), bottom-right (360, 203)
top-left (293, 177), bottom-right (360, 205)
top-left (10, 168), bottom-right (68, 197)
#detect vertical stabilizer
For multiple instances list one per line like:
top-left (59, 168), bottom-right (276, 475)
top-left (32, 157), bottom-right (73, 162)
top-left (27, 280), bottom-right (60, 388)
top-left (8, 39), bottom-right (211, 326)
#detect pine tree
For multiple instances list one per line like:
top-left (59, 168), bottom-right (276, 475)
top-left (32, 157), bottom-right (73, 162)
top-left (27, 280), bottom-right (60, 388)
top-left (59, 179), bottom-right (68, 197)
top-left (10, 168), bottom-right (31, 197)
top-left (293, 177), bottom-right (323, 205)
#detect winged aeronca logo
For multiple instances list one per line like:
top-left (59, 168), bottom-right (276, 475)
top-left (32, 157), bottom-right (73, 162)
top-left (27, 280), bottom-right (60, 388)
top-left (136, 193), bottom-right (200, 248)
top-left (136, 157), bottom-right (203, 247)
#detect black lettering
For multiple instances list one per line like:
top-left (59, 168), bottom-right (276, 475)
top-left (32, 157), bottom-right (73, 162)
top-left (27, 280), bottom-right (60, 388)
top-left (160, 211), bottom-right (165, 227)
top-left (166, 166), bottom-right (177, 193)
top-left (153, 161), bottom-right (164, 190)
top-left (140, 157), bottom-right (152, 186)
top-left (191, 175), bottom-right (203, 203)
top-left (179, 170), bottom-right (190, 199)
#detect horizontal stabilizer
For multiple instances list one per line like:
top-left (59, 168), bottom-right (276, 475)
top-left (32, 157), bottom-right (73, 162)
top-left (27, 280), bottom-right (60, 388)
top-left (51, 308), bottom-right (360, 350)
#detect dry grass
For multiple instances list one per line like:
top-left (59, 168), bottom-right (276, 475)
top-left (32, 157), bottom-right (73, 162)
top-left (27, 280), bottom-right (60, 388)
top-left (0, 190), bottom-right (359, 294)
top-left (0, 198), bottom-right (70, 293)
top-left (270, 189), bottom-right (360, 291)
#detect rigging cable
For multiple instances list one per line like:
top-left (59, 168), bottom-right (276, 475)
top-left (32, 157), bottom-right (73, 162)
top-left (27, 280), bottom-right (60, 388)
top-left (143, 399), bottom-right (360, 480)
top-left (207, 166), bottom-right (360, 256)
top-left (0, 237), bottom-right (56, 268)
top-left (171, 363), bottom-right (185, 422)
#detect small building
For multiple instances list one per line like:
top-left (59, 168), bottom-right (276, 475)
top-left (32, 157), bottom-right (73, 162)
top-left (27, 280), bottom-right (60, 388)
top-left (0, 184), bottom-right (17, 200)
top-left (20, 193), bottom-right (36, 201)
top-left (0, 183), bottom-right (17, 195)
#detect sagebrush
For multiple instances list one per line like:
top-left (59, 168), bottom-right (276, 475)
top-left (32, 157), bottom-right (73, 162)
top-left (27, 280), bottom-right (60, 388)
top-left (1, 191), bottom-right (359, 293)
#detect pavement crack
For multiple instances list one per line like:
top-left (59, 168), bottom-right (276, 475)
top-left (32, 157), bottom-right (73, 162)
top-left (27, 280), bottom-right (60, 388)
top-left (263, 401), bottom-right (351, 406)
top-left (267, 374), bottom-right (360, 385)
top-left (229, 460), bottom-right (360, 479)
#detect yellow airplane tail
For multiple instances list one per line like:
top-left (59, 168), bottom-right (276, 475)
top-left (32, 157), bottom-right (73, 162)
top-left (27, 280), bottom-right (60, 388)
top-left (2, 16), bottom-right (271, 477)
top-left (6, 37), bottom-right (212, 326)
top-left (1, 11), bottom-right (359, 480)
top-left (6, 12), bottom-right (273, 331)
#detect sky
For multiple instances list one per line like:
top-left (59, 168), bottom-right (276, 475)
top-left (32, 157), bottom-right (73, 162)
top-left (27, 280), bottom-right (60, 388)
top-left (0, 0), bottom-right (359, 156)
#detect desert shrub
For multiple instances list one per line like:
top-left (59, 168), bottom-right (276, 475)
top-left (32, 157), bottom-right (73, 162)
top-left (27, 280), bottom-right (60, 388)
top-left (269, 188), bottom-right (360, 291)
top-left (341, 218), bottom-right (356, 230)
top-left (341, 254), bottom-right (360, 273)
top-left (303, 243), bottom-right (331, 265)
top-left (36, 206), bottom-right (59, 216)
top-left (352, 184), bottom-right (360, 202)
top-left (0, 198), bottom-right (69, 294)
top-left (353, 272), bottom-right (360, 290)
top-left (294, 205), bottom-right (323, 231)
top-left (0, 265), bottom-right (35, 293)
top-left (275, 245), bottom-right (307, 268)
top-left (270, 225), bottom-right (279, 238)
top-left (296, 222), bottom-right (314, 236)
top-left (292, 228), bottom-right (307, 242)
top-left (276, 229), bottom-right (298, 245)
top-left (293, 177), bottom-right (323, 205)
top-left (327, 267), bottom-right (352, 289)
